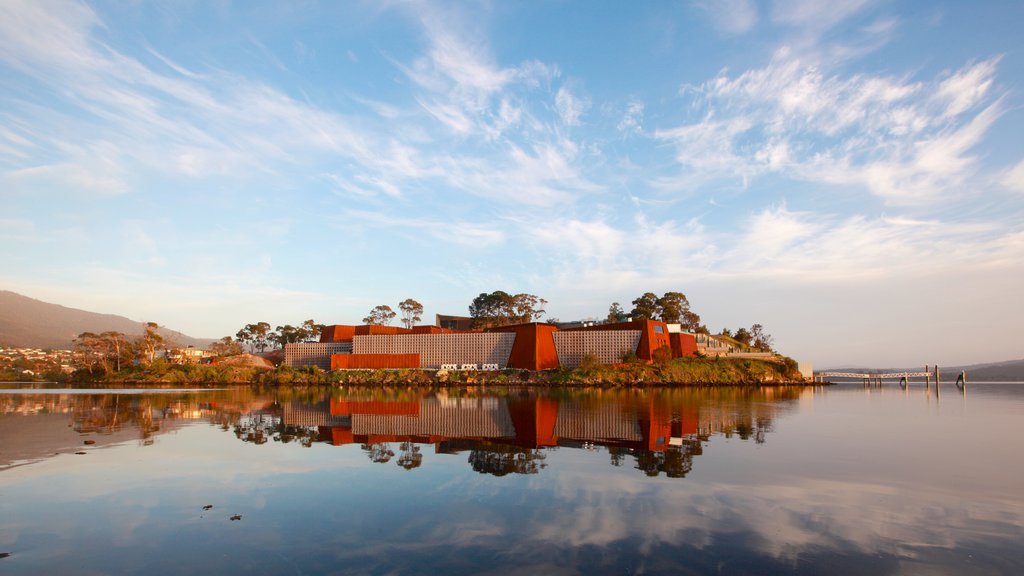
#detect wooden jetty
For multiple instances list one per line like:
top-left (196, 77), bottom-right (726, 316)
top-left (813, 365), bottom-right (967, 390)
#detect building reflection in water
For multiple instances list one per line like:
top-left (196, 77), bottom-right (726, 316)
top-left (271, 387), bottom-right (801, 477)
top-left (1, 386), bottom-right (803, 476)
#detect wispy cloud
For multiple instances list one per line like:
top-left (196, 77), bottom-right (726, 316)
top-left (657, 50), bottom-right (1004, 205)
top-left (694, 0), bottom-right (759, 35)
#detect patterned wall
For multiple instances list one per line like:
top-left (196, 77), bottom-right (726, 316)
top-left (552, 330), bottom-right (641, 367)
top-left (284, 342), bottom-right (353, 369)
top-left (353, 333), bottom-right (516, 369)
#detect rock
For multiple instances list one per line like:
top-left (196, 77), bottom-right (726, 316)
top-left (230, 514), bottom-right (242, 521)
top-left (75, 451), bottom-right (86, 455)
top-left (84, 440), bottom-right (96, 445)
top-left (203, 505), bottom-right (213, 511)
top-left (0, 552), bottom-right (10, 559)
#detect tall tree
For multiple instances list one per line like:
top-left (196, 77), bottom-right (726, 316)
top-left (209, 336), bottom-right (243, 357)
top-left (136, 322), bottom-right (164, 365)
top-left (607, 302), bottom-right (628, 323)
top-left (300, 319), bottom-right (322, 342)
top-left (100, 331), bottom-right (126, 372)
top-left (734, 327), bottom-right (752, 346)
top-left (629, 292), bottom-right (660, 320)
top-left (363, 305), bottom-right (396, 326)
top-left (468, 291), bottom-right (547, 328)
top-left (398, 299), bottom-right (424, 329)
top-left (750, 324), bottom-right (774, 352)
top-left (236, 322), bottom-right (272, 353)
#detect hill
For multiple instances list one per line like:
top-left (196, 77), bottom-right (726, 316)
top-left (947, 359), bottom-right (1024, 382)
top-left (825, 359), bottom-right (1024, 382)
top-left (0, 290), bottom-right (213, 350)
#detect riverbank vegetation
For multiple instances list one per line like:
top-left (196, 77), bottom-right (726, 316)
top-left (43, 354), bottom-right (804, 387)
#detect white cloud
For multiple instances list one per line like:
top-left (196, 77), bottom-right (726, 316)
top-left (555, 87), bottom-right (588, 126)
top-left (659, 52), bottom-right (1003, 204)
top-left (772, 0), bottom-right (873, 32)
top-left (695, 0), bottom-right (759, 35)
top-left (999, 159), bottom-right (1024, 194)
top-left (617, 99), bottom-right (644, 134)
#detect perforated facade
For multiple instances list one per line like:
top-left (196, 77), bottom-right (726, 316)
top-left (353, 333), bottom-right (516, 369)
top-left (552, 330), bottom-right (641, 368)
top-left (284, 342), bottom-right (353, 369)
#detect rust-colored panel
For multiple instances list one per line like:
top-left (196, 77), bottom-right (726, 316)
top-left (638, 396), bottom-right (673, 451)
top-left (330, 353), bottom-right (420, 370)
top-left (507, 397), bottom-right (560, 447)
top-left (670, 333), bottom-right (698, 358)
top-left (488, 323), bottom-right (560, 370)
top-left (679, 404), bottom-right (699, 436)
top-left (320, 325), bottom-right (356, 343)
top-left (354, 325), bottom-right (413, 336)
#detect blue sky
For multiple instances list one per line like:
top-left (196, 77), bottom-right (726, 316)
top-left (2, 0), bottom-right (1022, 367)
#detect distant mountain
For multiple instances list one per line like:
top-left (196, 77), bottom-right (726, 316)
top-left (946, 359), bottom-right (1024, 382)
top-left (0, 290), bottom-right (214, 350)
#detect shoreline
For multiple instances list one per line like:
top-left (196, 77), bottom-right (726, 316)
top-left (9, 356), bottom-right (811, 388)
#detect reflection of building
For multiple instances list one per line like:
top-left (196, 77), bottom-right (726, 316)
top-left (285, 319), bottom-right (699, 370)
top-left (283, 393), bottom-right (704, 455)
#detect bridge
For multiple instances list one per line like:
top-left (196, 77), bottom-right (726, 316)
top-left (813, 365), bottom-right (966, 389)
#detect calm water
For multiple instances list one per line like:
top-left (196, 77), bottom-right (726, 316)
top-left (1, 383), bottom-right (1022, 575)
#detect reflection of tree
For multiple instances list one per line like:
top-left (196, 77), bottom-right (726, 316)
top-left (361, 442), bottom-right (395, 463)
top-left (467, 442), bottom-right (547, 476)
top-left (608, 446), bottom-right (628, 467)
top-left (234, 414), bottom-right (318, 447)
top-left (397, 442), bottom-right (423, 470)
top-left (631, 439), bottom-right (703, 478)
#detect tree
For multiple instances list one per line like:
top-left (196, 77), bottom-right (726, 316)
top-left (74, 331), bottom-right (130, 374)
top-left (100, 331), bottom-right (126, 372)
top-left (607, 302), bottom-right (628, 323)
top-left (135, 322), bottom-right (164, 366)
top-left (750, 324), bottom-right (774, 352)
top-left (657, 292), bottom-right (701, 331)
top-left (272, 324), bottom-right (302, 348)
top-left (398, 299), bottom-right (424, 329)
top-left (720, 328), bottom-right (733, 338)
top-left (209, 336), bottom-right (243, 357)
top-left (629, 293), bottom-right (660, 320)
top-left (74, 332), bottom-right (108, 375)
top-left (299, 319), bottom-right (322, 342)
top-left (468, 291), bottom-right (547, 328)
top-left (363, 305), bottom-right (396, 326)
top-left (734, 327), bottom-right (752, 346)
top-left (236, 322), bottom-right (272, 353)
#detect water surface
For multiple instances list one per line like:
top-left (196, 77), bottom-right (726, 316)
top-left (1, 384), bottom-right (1021, 575)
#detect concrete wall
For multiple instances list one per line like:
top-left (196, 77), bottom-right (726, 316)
top-left (353, 333), bottom-right (516, 369)
top-left (284, 342), bottom-right (353, 369)
top-left (552, 330), bottom-right (641, 368)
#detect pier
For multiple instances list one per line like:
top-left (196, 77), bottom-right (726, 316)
top-left (813, 365), bottom-right (966, 390)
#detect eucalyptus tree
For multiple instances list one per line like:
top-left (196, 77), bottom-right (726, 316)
top-left (398, 299), bottom-right (424, 329)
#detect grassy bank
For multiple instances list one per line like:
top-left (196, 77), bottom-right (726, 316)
top-left (66, 355), bottom-right (806, 387)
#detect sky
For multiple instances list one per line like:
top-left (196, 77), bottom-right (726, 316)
top-left (1, 0), bottom-right (1022, 368)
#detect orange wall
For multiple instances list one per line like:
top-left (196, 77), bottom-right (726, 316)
top-left (331, 353), bottom-right (420, 370)
top-left (354, 325), bottom-right (412, 336)
top-left (670, 333), bottom-right (698, 358)
top-left (320, 325), bottom-right (356, 343)
top-left (489, 323), bottom-right (560, 370)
